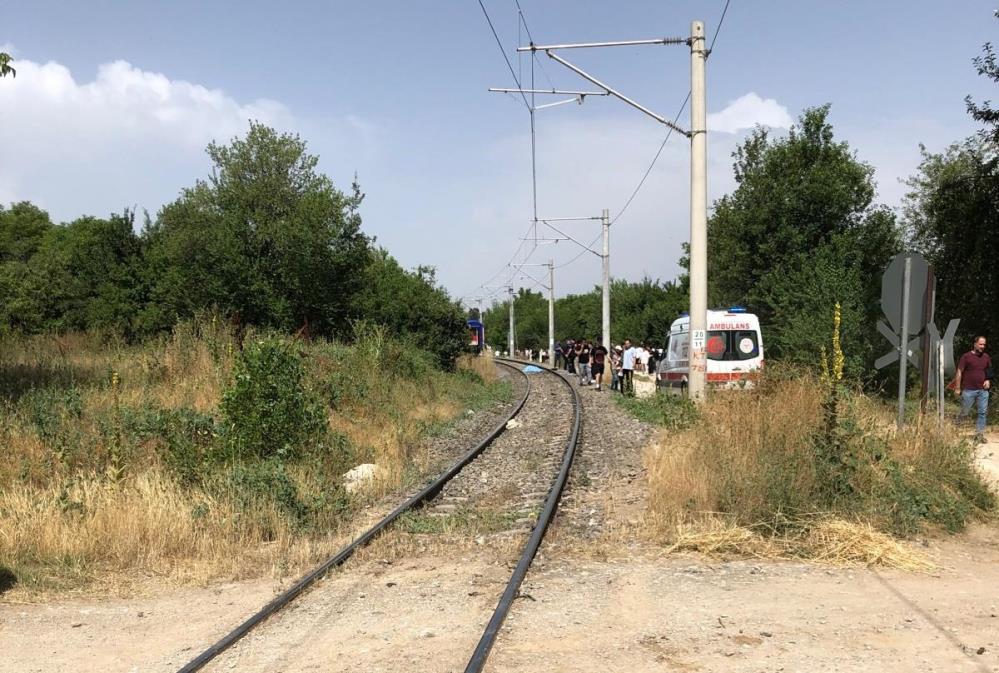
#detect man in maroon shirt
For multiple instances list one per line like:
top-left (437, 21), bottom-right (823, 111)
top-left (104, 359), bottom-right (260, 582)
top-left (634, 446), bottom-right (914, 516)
top-left (954, 335), bottom-right (992, 440)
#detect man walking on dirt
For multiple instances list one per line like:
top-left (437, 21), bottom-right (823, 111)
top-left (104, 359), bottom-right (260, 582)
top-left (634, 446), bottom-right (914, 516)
top-left (577, 339), bottom-right (592, 386)
top-left (620, 339), bottom-right (636, 396)
top-left (954, 335), bottom-right (992, 442)
top-left (591, 341), bottom-right (608, 392)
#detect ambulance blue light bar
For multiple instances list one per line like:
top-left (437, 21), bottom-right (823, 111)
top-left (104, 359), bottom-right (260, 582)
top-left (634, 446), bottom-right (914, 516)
top-left (728, 306), bottom-right (747, 313)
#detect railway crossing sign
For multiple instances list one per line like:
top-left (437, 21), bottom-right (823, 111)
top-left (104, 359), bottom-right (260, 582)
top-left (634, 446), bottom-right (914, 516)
top-left (880, 252), bottom-right (930, 337)
top-left (874, 251), bottom-right (960, 428)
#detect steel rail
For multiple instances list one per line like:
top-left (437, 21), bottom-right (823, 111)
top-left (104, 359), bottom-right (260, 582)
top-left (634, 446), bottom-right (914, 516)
top-left (463, 360), bottom-right (582, 673)
top-left (177, 360), bottom-right (531, 673)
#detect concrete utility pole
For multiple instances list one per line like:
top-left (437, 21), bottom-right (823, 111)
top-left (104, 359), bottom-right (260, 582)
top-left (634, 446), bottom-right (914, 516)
top-left (688, 20), bottom-right (708, 400)
top-left (518, 25), bottom-right (704, 399)
top-left (512, 261), bottom-right (556, 365)
top-left (532, 214), bottom-right (609, 347)
top-left (601, 209), bottom-right (611, 353)
top-left (548, 259), bottom-right (556, 365)
top-left (508, 287), bottom-right (516, 357)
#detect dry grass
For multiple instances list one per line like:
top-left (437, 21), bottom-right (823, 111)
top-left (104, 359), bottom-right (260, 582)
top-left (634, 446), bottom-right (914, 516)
top-left (457, 351), bottom-right (497, 383)
top-left (657, 517), bottom-right (935, 570)
top-left (0, 324), bottom-right (510, 597)
top-left (643, 369), bottom-right (994, 569)
top-left (645, 378), bottom-right (822, 524)
top-left (0, 469), bottom-right (350, 597)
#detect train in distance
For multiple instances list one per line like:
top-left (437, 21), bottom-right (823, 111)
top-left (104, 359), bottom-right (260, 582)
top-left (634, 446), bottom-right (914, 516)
top-left (467, 309), bottom-right (484, 354)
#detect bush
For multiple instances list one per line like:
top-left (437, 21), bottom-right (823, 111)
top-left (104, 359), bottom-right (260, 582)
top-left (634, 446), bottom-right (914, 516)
top-left (614, 391), bottom-right (699, 430)
top-left (220, 337), bottom-right (326, 461)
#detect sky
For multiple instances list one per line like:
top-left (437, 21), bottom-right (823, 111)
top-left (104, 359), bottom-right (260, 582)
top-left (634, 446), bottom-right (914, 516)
top-left (1, 1), bottom-right (996, 307)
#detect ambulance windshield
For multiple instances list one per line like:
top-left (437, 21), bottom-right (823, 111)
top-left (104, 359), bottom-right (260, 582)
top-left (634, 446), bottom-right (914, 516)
top-left (706, 330), bottom-right (759, 361)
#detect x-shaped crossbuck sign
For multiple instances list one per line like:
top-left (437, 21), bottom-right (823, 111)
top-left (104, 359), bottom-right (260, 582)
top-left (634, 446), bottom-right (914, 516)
top-left (874, 319), bottom-right (960, 373)
top-left (874, 320), bottom-right (922, 371)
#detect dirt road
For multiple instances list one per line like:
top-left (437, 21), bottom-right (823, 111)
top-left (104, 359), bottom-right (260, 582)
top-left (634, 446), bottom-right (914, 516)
top-left (2, 393), bottom-right (998, 672)
top-left (2, 527), bottom-right (998, 673)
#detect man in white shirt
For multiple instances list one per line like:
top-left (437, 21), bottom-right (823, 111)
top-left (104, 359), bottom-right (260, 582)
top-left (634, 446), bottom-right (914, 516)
top-left (620, 339), bottom-right (636, 396)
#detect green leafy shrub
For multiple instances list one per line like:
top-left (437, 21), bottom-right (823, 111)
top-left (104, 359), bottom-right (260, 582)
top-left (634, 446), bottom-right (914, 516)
top-left (220, 337), bottom-right (326, 461)
top-left (224, 460), bottom-right (307, 525)
top-left (614, 391), bottom-right (699, 430)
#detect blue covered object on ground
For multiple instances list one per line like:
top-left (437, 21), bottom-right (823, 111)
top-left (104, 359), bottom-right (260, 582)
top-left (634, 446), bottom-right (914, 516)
top-left (522, 365), bottom-right (544, 373)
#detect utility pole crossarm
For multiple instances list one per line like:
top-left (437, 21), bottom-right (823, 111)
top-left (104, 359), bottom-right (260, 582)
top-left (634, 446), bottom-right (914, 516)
top-left (517, 37), bottom-right (687, 51)
top-left (489, 88), bottom-right (609, 96)
top-left (543, 51), bottom-right (690, 137)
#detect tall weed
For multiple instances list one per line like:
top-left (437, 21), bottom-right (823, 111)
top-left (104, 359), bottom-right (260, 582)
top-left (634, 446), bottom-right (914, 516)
top-left (646, 370), bottom-right (995, 538)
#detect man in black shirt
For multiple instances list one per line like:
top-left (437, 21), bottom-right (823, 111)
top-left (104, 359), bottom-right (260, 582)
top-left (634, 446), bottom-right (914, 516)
top-left (591, 342), bottom-right (608, 392)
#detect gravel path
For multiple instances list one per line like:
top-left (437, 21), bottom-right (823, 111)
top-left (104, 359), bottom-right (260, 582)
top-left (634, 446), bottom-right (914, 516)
top-left (197, 364), bottom-right (577, 671)
top-left (421, 368), bottom-right (573, 533)
top-left (414, 363), bottom-right (528, 479)
top-left (551, 380), bottom-right (655, 548)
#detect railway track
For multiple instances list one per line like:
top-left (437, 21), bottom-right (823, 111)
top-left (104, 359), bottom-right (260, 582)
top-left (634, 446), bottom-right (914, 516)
top-left (176, 358), bottom-right (581, 673)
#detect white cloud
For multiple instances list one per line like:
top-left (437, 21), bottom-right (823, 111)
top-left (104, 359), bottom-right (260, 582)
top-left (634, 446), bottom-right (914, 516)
top-left (0, 58), bottom-right (294, 221)
top-left (434, 113), bottom-right (751, 300)
top-left (707, 92), bottom-right (793, 134)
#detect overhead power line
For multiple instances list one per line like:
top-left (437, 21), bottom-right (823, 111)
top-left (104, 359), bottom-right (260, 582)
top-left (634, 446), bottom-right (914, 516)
top-left (610, 0), bottom-right (732, 225)
top-left (477, 0), bottom-right (530, 111)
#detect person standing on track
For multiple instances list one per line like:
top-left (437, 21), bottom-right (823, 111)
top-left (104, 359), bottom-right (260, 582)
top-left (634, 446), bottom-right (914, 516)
top-left (954, 335), bottom-right (992, 442)
top-left (620, 339), bottom-right (636, 396)
top-left (591, 341), bottom-right (608, 392)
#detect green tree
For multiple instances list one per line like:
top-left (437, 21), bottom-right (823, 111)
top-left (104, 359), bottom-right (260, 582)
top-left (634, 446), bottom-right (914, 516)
top-left (141, 123), bottom-right (370, 335)
top-left (707, 105), bottom-right (900, 372)
top-left (482, 288), bottom-right (548, 351)
top-left (0, 202), bottom-right (53, 262)
top-left (965, 12), bottom-right (999, 147)
top-left (905, 141), bottom-right (998, 346)
top-left (482, 277), bottom-right (687, 352)
top-left (905, 16), bottom-right (999, 349)
top-left (0, 210), bottom-right (143, 334)
top-left (0, 53), bottom-right (14, 79)
top-left (356, 249), bottom-right (466, 367)
top-left (0, 202), bottom-right (53, 328)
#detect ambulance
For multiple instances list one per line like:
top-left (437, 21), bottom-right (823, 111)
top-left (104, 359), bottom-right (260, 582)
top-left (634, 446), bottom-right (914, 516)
top-left (656, 307), bottom-right (764, 394)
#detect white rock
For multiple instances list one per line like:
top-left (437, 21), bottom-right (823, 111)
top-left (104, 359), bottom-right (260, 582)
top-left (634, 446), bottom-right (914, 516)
top-left (342, 463), bottom-right (383, 494)
top-left (506, 419), bottom-right (522, 429)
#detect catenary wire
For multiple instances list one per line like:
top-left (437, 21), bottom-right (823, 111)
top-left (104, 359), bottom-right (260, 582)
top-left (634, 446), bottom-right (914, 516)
top-left (478, 0), bottom-right (531, 111)
top-left (515, 0), bottom-right (556, 90)
top-left (610, 0), bottom-right (732, 225)
top-left (474, 2), bottom-right (732, 296)
top-left (555, 233), bottom-right (602, 269)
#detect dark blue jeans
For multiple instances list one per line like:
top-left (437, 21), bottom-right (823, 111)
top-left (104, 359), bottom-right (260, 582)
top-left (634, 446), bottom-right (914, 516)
top-left (961, 389), bottom-right (989, 433)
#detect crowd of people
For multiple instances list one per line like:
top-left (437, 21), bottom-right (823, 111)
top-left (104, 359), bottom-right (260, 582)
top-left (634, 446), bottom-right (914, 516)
top-left (546, 339), bottom-right (662, 395)
top-left (497, 333), bottom-right (995, 442)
